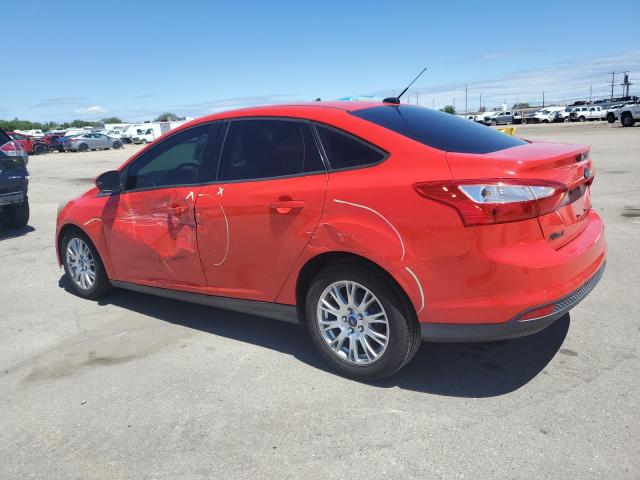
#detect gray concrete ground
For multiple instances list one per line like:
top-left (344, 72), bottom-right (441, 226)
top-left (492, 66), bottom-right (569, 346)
top-left (1, 121), bottom-right (638, 479)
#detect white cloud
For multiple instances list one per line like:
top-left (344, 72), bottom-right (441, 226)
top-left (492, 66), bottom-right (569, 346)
top-left (74, 105), bottom-right (107, 115)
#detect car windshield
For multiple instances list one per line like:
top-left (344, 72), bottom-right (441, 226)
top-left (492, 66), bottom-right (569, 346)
top-left (351, 105), bottom-right (526, 154)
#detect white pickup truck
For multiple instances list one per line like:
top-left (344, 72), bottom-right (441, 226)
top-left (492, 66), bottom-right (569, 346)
top-left (569, 105), bottom-right (605, 122)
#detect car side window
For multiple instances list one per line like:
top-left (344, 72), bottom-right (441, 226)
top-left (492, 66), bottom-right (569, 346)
top-left (315, 125), bottom-right (385, 170)
top-left (217, 119), bottom-right (324, 182)
top-left (125, 124), bottom-right (211, 191)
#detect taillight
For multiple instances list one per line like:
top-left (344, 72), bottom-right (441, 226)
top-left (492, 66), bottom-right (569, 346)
top-left (413, 179), bottom-right (567, 226)
top-left (0, 140), bottom-right (26, 157)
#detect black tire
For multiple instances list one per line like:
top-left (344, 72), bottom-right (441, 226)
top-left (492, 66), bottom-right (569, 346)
top-left (113, 141), bottom-right (122, 149)
top-left (33, 143), bottom-right (46, 155)
top-left (61, 230), bottom-right (111, 300)
top-left (4, 201), bottom-right (29, 228)
top-left (57, 146), bottom-right (64, 153)
top-left (490, 120), bottom-right (497, 126)
top-left (578, 116), bottom-right (586, 122)
top-left (141, 139), bottom-right (148, 144)
top-left (564, 117), bottom-right (571, 123)
top-left (78, 143), bottom-right (89, 152)
top-left (304, 261), bottom-right (421, 380)
top-left (606, 113), bottom-right (616, 123)
top-left (621, 113), bottom-right (635, 127)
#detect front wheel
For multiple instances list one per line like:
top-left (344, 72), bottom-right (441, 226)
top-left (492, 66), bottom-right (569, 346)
top-left (579, 116), bottom-right (586, 122)
top-left (112, 141), bottom-right (122, 149)
top-left (78, 143), bottom-right (89, 152)
top-left (304, 262), bottom-right (421, 380)
top-left (606, 113), bottom-right (615, 123)
top-left (61, 232), bottom-right (111, 299)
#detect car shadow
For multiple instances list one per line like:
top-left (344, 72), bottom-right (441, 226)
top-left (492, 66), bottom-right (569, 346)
top-left (59, 275), bottom-right (569, 398)
top-left (0, 224), bottom-right (35, 240)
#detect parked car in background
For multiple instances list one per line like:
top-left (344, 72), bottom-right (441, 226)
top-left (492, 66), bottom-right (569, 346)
top-left (606, 103), bottom-right (634, 123)
top-left (618, 104), bottom-right (640, 127)
top-left (132, 127), bottom-right (156, 144)
top-left (63, 133), bottom-right (123, 152)
top-left (43, 133), bottom-right (66, 152)
top-left (7, 132), bottom-right (48, 155)
top-left (570, 105), bottom-right (605, 122)
top-left (532, 107), bottom-right (565, 123)
top-left (56, 101), bottom-right (606, 379)
top-left (483, 111), bottom-right (513, 125)
top-left (0, 128), bottom-right (30, 228)
top-left (104, 129), bottom-right (124, 139)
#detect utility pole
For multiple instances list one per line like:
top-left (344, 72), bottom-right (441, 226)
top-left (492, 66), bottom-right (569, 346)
top-left (465, 84), bottom-right (468, 115)
top-left (609, 72), bottom-right (617, 101)
top-left (479, 93), bottom-right (482, 112)
top-left (542, 91), bottom-right (545, 107)
top-left (416, 89), bottom-right (419, 105)
top-left (620, 72), bottom-right (631, 97)
top-left (589, 86), bottom-right (592, 102)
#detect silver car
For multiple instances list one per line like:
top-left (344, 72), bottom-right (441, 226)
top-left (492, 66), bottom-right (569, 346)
top-left (63, 133), bottom-right (123, 152)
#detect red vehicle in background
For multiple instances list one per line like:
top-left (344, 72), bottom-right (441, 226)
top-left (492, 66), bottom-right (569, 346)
top-left (7, 132), bottom-right (47, 155)
top-left (55, 101), bottom-right (606, 380)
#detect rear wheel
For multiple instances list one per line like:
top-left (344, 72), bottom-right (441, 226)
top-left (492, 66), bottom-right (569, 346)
top-left (579, 115), bottom-right (586, 122)
top-left (304, 261), bottom-right (421, 380)
top-left (141, 139), bottom-right (148, 144)
top-left (621, 113), bottom-right (635, 127)
top-left (3, 201), bottom-right (29, 228)
top-left (113, 141), bottom-right (122, 149)
top-left (33, 143), bottom-right (46, 155)
top-left (78, 143), bottom-right (89, 152)
top-left (61, 232), bottom-right (111, 299)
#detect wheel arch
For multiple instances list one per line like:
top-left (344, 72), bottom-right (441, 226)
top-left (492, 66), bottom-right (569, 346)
top-left (57, 222), bottom-right (113, 277)
top-left (294, 251), bottom-right (417, 325)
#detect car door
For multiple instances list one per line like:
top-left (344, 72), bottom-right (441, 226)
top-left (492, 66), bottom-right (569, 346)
top-left (96, 134), bottom-right (110, 148)
top-left (195, 118), bottom-right (328, 302)
top-left (101, 123), bottom-right (218, 288)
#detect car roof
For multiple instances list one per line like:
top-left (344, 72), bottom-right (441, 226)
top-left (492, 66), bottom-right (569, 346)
top-left (193, 101), bottom-right (385, 123)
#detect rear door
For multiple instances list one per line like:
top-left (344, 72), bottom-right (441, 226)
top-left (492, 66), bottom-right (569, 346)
top-left (195, 118), bottom-right (327, 302)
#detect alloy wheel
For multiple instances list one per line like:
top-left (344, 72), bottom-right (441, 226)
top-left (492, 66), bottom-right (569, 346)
top-left (316, 280), bottom-right (390, 365)
top-left (65, 237), bottom-right (96, 290)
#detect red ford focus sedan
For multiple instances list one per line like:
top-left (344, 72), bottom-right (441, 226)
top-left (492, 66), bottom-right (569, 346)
top-left (56, 102), bottom-right (606, 379)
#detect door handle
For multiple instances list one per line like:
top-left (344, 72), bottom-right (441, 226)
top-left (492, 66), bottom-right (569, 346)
top-left (168, 203), bottom-right (188, 215)
top-left (270, 200), bottom-right (305, 214)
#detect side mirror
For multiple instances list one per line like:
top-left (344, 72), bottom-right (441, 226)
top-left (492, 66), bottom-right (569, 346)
top-left (96, 170), bottom-right (122, 193)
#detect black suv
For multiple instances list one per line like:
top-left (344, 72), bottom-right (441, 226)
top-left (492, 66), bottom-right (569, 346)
top-left (0, 128), bottom-right (30, 228)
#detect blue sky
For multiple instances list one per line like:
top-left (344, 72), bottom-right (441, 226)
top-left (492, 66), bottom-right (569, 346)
top-left (2, 0), bottom-right (639, 122)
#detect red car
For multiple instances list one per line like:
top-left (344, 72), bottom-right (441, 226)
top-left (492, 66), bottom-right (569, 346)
top-left (7, 132), bottom-right (47, 155)
top-left (55, 102), bottom-right (606, 379)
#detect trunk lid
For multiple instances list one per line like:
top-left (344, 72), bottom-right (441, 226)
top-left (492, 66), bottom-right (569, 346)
top-left (445, 142), bottom-right (593, 249)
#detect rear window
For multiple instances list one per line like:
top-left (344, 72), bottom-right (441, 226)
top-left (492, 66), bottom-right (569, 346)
top-left (351, 105), bottom-right (527, 154)
top-left (0, 129), bottom-right (11, 146)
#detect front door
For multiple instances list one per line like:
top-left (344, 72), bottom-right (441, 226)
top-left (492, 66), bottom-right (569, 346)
top-left (195, 118), bottom-right (328, 302)
top-left (102, 123), bottom-right (215, 289)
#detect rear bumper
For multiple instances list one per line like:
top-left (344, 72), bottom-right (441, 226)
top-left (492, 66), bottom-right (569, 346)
top-left (420, 260), bottom-right (605, 342)
top-left (0, 190), bottom-right (26, 206)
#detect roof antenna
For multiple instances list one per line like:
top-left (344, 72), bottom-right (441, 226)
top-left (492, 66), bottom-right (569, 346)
top-left (383, 67), bottom-right (427, 104)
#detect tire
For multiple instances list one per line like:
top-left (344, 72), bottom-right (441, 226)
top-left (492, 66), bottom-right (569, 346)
top-left (564, 117), bottom-right (571, 123)
top-left (78, 143), bottom-right (89, 152)
top-left (621, 113), bottom-right (636, 127)
top-left (141, 139), bottom-right (148, 144)
top-left (304, 261), bottom-right (421, 380)
top-left (33, 143), bottom-right (46, 155)
top-left (579, 116), bottom-right (586, 122)
top-left (113, 141), bottom-right (122, 149)
top-left (4, 201), bottom-right (29, 228)
top-left (61, 231), bottom-right (111, 300)
top-left (490, 120), bottom-right (497, 126)
top-left (606, 113), bottom-right (615, 123)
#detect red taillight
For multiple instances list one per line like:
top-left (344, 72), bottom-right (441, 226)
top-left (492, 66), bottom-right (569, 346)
top-left (413, 179), bottom-right (567, 226)
top-left (0, 140), bottom-right (26, 157)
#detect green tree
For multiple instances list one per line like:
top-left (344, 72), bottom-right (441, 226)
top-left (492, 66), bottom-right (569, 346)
top-left (101, 117), bottom-right (124, 124)
top-left (154, 112), bottom-right (179, 122)
top-left (512, 102), bottom-right (530, 110)
top-left (439, 105), bottom-right (456, 115)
